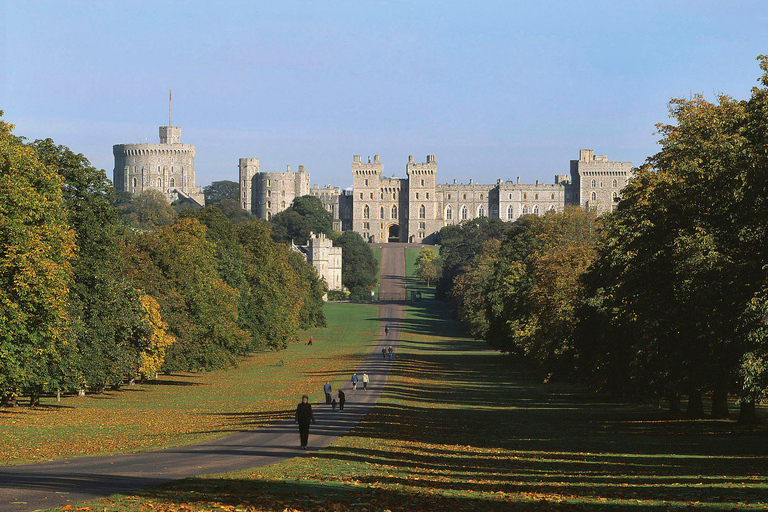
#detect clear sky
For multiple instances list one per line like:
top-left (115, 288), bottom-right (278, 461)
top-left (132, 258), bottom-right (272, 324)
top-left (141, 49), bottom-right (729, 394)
top-left (2, 1), bottom-right (767, 189)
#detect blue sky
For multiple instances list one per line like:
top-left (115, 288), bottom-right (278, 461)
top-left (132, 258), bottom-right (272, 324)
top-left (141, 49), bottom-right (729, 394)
top-left (2, 1), bottom-right (767, 189)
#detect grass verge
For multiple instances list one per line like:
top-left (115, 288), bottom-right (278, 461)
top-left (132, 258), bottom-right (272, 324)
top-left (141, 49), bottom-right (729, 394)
top-left (0, 303), bottom-right (380, 465)
top-left (60, 299), bottom-right (768, 511)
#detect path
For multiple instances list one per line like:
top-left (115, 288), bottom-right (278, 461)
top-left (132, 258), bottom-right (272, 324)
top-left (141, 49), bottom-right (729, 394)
top-left (0, 246), bottom-right (407, 512)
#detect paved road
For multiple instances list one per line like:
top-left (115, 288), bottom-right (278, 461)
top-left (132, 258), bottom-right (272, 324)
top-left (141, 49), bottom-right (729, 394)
top-left (0, 246), bottom-right (407, 512)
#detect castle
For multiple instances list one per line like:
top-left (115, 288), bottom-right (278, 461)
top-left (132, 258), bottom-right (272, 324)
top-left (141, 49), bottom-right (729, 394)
top-left (113, 125), bottom-right (206, 206)
top-left (240, 149), bottom-right (633, 243)
top-left (291, 232), bottom-right (343, 296)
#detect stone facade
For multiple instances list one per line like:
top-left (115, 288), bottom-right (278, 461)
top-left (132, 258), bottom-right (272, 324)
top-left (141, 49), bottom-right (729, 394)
top-left (241, 149), bottom-right (633, 243)
top-left (113, 126), bottom-right (205, 206)
top-left (292, 232), bottom-right (343, 299)
top-left (239, 159), bottom-right (311, 220)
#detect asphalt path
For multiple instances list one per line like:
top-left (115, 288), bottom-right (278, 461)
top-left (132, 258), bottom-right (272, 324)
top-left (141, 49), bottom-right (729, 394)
top-left (0, 245), bottom-right (407, 512)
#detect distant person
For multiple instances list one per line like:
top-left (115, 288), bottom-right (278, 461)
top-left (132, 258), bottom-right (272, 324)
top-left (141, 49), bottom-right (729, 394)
top-left (294, 395), bottom-right (315, 449)
top-left (323, 381), bottom-right (332, 404)
top-left (351, 373), bottom-right (358, 390)
top-left (382, 348), bottom-right (387, 360)
top-left (362, 372), bottom-right (369, 390)
top-left (338, 389), bottom-right (346, 410)
top-left (385, 325), bottom-right (389, 335)
top-left (331, 397), bottom-right (337, 412)
top-left (308, 336), bottom-right (313, 345)
top-left (388, 346), bottom-right (393, 360)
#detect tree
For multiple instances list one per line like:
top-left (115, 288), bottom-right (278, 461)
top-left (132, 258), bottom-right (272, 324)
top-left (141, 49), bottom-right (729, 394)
top-left (0, 116), bottom-right (77, 405)
top-left (415, 247), bottom-right (442, 287)
top-left (204, 180), bottom-right (240, 205)
top-left (215, 198), bottom-right (254, 224)
top-left (332, 231), bottom-right (378, 299)
top-left (270, 195), bottom-right (333, 245)
top-left (121, 189), bottom-right (177, 229)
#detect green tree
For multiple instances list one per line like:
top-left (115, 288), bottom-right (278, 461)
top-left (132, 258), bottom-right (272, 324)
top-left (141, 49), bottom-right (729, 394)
top-left (270, 195), bottom-right (333, 245)
top-left (204, 180), bottom-right (240, 205)
top-left (332, 231), bottom-right (378, 299)
top-left (0, 117), bottom-right (77, 405)
top-left (121, 189), bottom-right (177, 229)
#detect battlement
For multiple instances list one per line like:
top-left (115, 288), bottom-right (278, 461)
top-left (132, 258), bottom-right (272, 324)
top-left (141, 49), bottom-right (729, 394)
top-left (159, 126), bottom-right (182, 144)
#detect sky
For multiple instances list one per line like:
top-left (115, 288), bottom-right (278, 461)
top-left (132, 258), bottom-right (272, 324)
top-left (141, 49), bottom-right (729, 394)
top-left (2, 1), bottom-right (767, 190)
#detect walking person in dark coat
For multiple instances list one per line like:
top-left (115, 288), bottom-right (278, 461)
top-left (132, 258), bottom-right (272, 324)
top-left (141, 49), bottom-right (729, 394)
top-left (295, 395), bottom-right (315, 449)
top-left (338, 389), bottom-right (346, 410)
top-left (323, 381), bottom-right (332, 404)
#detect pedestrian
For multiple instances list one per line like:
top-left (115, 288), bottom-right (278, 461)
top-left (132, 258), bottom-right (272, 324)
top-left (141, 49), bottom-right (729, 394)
top-left (351, 372), bottom-right (358, 390)
top-left (338, 389), bottom-right (346, 410)
top-left (388, 346), bottom-right (393, 360)
top-left (323, 381), bottom-right (332, 404)
top-left (382, 348), bottom-right (387, 359)
top-left (385, 325), bottom-right (389, 335)
top-left (294, 395), bottom-right (315, 449)
top-left (308, 336), bottom-right (313, 345)
top-left (331, 397), bottom-right (337, 412)
top-left (362, 372), bottom-right (369, 390)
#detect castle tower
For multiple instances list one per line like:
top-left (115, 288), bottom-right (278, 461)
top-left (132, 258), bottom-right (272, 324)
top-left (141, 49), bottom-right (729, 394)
top-left (351, 155), bottom-right (384, 241)
top-left (405, 155), bottom-right (438, 243)
top-left (113, 125), bottom-right (205, 206)
top-left (570, 149), bottom-right (633, 215)
top-left (239, 158), bottom-right (260, 212)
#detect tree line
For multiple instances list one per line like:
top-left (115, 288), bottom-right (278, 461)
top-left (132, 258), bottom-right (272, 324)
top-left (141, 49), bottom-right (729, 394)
top-left (428, 56), bottom-right (768, 423)
top-left (0, 117), bottom-right (328, 406)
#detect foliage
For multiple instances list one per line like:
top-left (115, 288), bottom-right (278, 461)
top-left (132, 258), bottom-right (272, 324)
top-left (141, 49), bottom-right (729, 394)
top-left (138, 294), bottom-right (176, 380)
top-left (414, 246), bottom-right (442, 286)
top-left (203, 180), bottom-right (240, 205)
top-left (331, 230), bottom-right (378, 298)
top-left (0, 117), bottom-right (77, 404)
top-left (214, 198), bottom-right (255, 224)
top-left (269, 195), bottom-right (333, 245)
top-left (435, 216), bottom-right (508, 301)
top-left (120, 188), bottom-right (178, 229)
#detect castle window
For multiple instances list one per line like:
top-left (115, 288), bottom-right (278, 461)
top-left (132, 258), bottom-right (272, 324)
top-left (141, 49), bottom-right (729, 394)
top-left (364, 205), bottom-right (370, 219)
top-left (534, 193), bottom-right (539, 200)
top-left (419, 204), bottom-right (426, 219)
top-left (380, 206), bottom-right (385, 218)
top-left (549, 205), bottom-right (556, 212)
top-left (267, 180), bottom-right (271, 186)
top-left (393, 193), bottom-right (396, 200)
top-left (419, 222), bottom-right (426, 229)
top-left (612, 179), bottom-right (618, 188)
top-left (392, 205), bottom-right (397, 218)
top-left (364, 222), bottom-right (369, 229)
top-left (421, 179), bottom-right (425, 186)
top-left (416, 193), bottom-right (419, 199)
top-left (463, 194), bottom-right (467, 200)
top-left (478, 205), bottom-right (485, 217)
top-left (591, 179), bottom-right (596, 188)
top-left (132, 177), bottom-right (137, 187)
top-left (281, 201), bottom-right (286, 208)
top-left (446, 205), bottom-right (452, 220)
top-left (507, 205), bottom-right (514, 219)
top-left (508, 193), bottom-right (512, 200)
top-left (267, 201), bottom-right (271, 208)
top-left (365, 179), bottom-right (368, 186)
top-left (268, 190), bottom-right (271, 197)
top-left (600, 181), bottom-right (604, 187)
top-left (551, 193), bottom-right (555, 200)
top-left (267, 212), bottom-right (272, 220)
top-left (170, 178), bottom-right (175, 187)
top-left (522, 206), bottom-right (529, 215)
top-left (426, 193), bottom-right (429, 199)
top-left (360, 193), bottom-right (363, 199)
top-left (461, 205), bottom-right (468, 220)
top-left (157, 178), bottom-right (162, 187)
top-left (370, 193), bottom-right (373, 199)
top-left (448, 193), bottom-right (451, 200)
top-left (281, 190), bottom-right (285, 196)
top-left (591, 192), bottom-right (597, 201)
top-left (523, 193), bottom-right (527, 199)
top-left (480, 194), bottom-right (483, 200)
top-left (612, 191), bottom-right (618, 200)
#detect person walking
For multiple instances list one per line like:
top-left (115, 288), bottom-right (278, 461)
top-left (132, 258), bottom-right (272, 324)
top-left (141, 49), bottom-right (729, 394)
top-left (294, 395), bottom-right (315, 449)
top-left (351, 373), bottom-right (358, 390)
top-left (331, 397), bottom-right (337, 412)
top-left (388, 346), bottom-right (393, 360)
top-left (338, 389), bottom-right (346, 411)
top-left (323, 381), bottom-right (332, 404)
top-left (362, 372), bottom-right (369, 390)
top-left (382, 348), bottom-right (387, 360)
top-left (385, 325), bottom-right (389, 335)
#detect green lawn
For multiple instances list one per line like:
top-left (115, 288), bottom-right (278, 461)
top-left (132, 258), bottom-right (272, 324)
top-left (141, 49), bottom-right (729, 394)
top-left (62, 298), bottom-right (768, 512)
top-left (404, 245), bottom-right (437, 300)
top-left (0, 303), bottom-right (380, 465)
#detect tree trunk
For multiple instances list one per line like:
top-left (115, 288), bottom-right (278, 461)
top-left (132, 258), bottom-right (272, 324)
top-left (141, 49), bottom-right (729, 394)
top-left (668, 395), bottom-right (682, 419)
top-left (738, 401), bottom-right (759, 424)
top-left (710, 387), bottom-right (730, 419)
top-left (1, 395), bottom-right (18, 407)
top-left (686, 389), bottom-right (705, 419)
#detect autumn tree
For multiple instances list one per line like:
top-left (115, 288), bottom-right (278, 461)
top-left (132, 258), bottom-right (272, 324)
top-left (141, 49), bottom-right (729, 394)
top-left (120, 189), bottom-right (178, 229)
top-left (0, 117), bottom-right (76, 405)
top-left (332, 231), bottom-right (378, 299)
top-left (415, 247), bottom-right (442, 287)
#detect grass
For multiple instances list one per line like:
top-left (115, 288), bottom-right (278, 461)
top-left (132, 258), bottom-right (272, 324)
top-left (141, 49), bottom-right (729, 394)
top-left (404, 245), bottom-right (437, 300)
top-left (0, 303), bottom-right (380, 465)
top-left (54, 297), bottom-right (768, 512)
